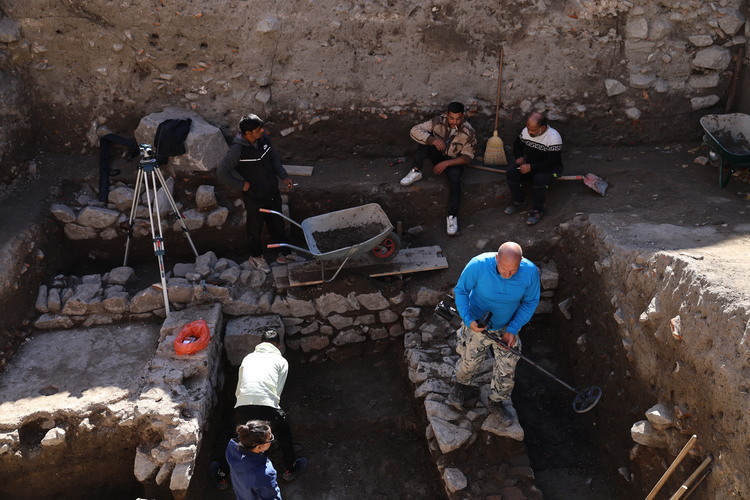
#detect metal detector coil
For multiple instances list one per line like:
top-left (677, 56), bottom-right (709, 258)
top-left (434, 301), bottom-right (603, 413)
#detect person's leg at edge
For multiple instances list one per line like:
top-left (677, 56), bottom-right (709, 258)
top-left (264, 196), bottom-right (291, 257)
top-left (244, 194), bottom-right (264, 258)
top-left (445, 164), bottom-right (464, 217)
top-left (531, 171), bottom-right (554, 212)
top-left (455, 325), bottom-right (491, 386)
top-left (505, 163), bottom-right (526, 204)
top-left (489, 336), bottom-right (522, 403)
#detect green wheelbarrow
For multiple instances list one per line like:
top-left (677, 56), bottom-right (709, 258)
top-left (700, 113), bottom-right (750, 188)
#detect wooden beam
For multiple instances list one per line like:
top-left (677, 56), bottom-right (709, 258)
top-left (283, 165), bottom-right (314, 176)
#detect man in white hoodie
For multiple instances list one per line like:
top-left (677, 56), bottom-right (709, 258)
top-left (213, 329), bottom-right (307, 489)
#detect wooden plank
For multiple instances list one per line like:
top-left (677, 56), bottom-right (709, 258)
top-left (283, 165), bottom-right (314, 176)
top-left (285, 246), bottom-right (448, 286)
top-left (271, 264), bottom-right (290, 290)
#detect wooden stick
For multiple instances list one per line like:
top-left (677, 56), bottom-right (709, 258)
top-left (645, 435), bottom-right (698, 500)
top-left (668, 456), bottom-right (712, 500)
top-left (725, 45), bottom-right (745, 113)
top-left (683, 468), bottom-right (712, 499)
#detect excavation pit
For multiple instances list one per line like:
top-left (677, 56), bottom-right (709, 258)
top-left (0, 144), bottom-right (749, 500)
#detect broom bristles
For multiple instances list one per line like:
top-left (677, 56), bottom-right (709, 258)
top-left (484, 130), bottom-right (507, 166)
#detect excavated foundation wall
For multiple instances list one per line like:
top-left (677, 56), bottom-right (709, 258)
top-left (0, 0), bottom-right (748, 181)
top-left (553, 215), bottom-right (750, 499)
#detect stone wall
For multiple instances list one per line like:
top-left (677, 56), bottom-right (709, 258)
top-left (553, 215), bottom-right (750, 498)
top-left (0, 0), bottom-right (747, 182)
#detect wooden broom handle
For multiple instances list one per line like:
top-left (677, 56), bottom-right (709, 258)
top-left (494, 47), bottom-right (503, 131)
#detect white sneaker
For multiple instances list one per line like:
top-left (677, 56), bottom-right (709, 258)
top-left (400, 169), bottom-right (423, 186)
top-left (249, 256), bottom-right (271, 274)
top-left (276, 251), bottom-right (306, 264)
top-left (446, 215), bottom-right (458, 236)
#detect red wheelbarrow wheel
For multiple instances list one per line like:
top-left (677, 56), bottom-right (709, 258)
top-left (372, 231), bottom-right (400, 261)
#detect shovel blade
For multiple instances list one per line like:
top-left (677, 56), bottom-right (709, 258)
top-left (583, 173), bottom-right (608, 196)
top-left (583, 174), bottom-right (609, 196)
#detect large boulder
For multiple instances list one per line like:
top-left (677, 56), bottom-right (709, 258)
top-left (134, 108), bottom-right (229, 172)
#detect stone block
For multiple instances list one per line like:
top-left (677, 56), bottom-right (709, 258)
top-left (47, 288), bottom-right (61, 313)
top-left (315, 292), bottom-right (349, 316)
top-left (692, 46), bottom-right (732, 70)
top-left (688, 74), bottom-right (720, 89)
top-left (443, 467), bottom-right (467, 493)
top-left (64, 223), bottom-right (97, 240)
top-left (631, 420), bottom-right (668, 448)
top-left (41, 427), bottom-right (66, 447)
top-left (368, 327), bottom-right (388, 340)
top-left (604, 79), bottom-right (627, 96)
top-left (34, 313), bottom-right (74, 329)
top-left (35, 285), bottom-right (48, 313)
top-left (108, 266), bottom-right (135, 285)
top-left (429, 415), bottom-right (472, 453)
top-left (130, 287), bottom-right (165, 313)
top-left (102, 292), bottom-right (129, 314)
top-left (540, 262), bottom-right (558, 289)
top-left (169, 461), bottom-right (193, 497)
top-left (224, 315), bottom-right (285, 365)
top-left (134, 447), bottom-right (159, 482)
top-left (195, 251), bottom-right (218, 277)
top-left (333, 328), bottom-right (366, 346)
top-left (173, 263), bottom-right (196, 277)
top-left (166, 283), bottom-right (194, 303)
top-left (219, 266), bottom-right (240, 284)
top-left (51, 204), bottom-right (76, 223)
top-left (62, 283), bottom-right (103, 315)
top-left (688, 35), bottom-right (714, 47)
top-left (300, 335), bottom-right (330, 352)
top-left (77, 205), bottom-right (119, 229)
top-left (108, 186), bottom-right (135, 212)
top-left (328, 314), bottom-right (354, 329)
top-left (414, 287), bottom-right (443, 306)
top-left (287, 296), bottom-right (316, 317)
top-left (646, 403), bottom-right (675, 430)
top-left (629, 73), bottom-right (656, 89)
top-left (353, 314), bottom-right (375, 325)
top-left (356, 291), bottom-right (389, 311)
top-left (690, 95), bottom-right (720, 110)
top-left (206, 207), bottom-right (229, 227)
top-left (481, 412), bottom-right (525, 442)
top-left (155, 462), bottom-right (174, 486)
top-left (649, 19), bottom-right (671, 40)
top-left (718, 8), bottom-right (746, 36)
top-left (625, 17), bottom-right (648, 39)
top-left (0, 16), bottom-right (21, 43)
top-left (177, 209), bottom-right (205, 231)
top-left (195, 185), bottom-right (217, 211)
top-left (135, 108), bottom-right (229, 173)
top-left (414, 379), bottom-right (452, 398)
top-left (378, 309), bottom-right (399, 323)
top-left (425, 400), bottom-right (462, 423)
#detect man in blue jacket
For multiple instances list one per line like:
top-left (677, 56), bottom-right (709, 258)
top-left (448, 242), bottom-right (540, 426)
top-left (217, 114), bottom-right (301, 273)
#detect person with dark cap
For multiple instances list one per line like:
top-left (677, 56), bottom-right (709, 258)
top-left (399, 101), bottom-right (477, 236)
top-left (504, 112), bottom-right (563, 225)
top-left (217, 114), bottom-right (303, 273)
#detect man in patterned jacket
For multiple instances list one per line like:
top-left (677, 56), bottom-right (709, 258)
top-left (399, 101), bottom-right (477, 236)
top-left (504, 112), bottom-right (563, 225)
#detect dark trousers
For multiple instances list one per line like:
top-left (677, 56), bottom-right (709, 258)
top-left (413, 144), bottom-right (464, 217)
top-left (221, 404), bottom-right (298, 473)
top-left (505, 164), bottom-right (555, 211)
top-left (243, 193), bottom-right (288, 258)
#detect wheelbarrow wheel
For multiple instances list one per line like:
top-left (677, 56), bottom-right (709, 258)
top-left (372, 232), bottom-right (400, 261)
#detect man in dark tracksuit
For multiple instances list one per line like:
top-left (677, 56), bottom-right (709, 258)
top-left (504, 112), bottom-right (563, 225)
top-left (218, 114), bottom-right (297, 273)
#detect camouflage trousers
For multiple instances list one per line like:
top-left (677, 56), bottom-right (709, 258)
top-left (454, 323), bottom-right (521, 402)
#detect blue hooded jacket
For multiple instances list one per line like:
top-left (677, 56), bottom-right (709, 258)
top-left (226, 439), bottom-right (282, 500)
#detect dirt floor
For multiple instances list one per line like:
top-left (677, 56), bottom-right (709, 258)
top-left (2, 137), bottom-right (750, 499)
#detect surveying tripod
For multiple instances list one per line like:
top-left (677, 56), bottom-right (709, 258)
top-left (123, 144), bottom-right (199, 314)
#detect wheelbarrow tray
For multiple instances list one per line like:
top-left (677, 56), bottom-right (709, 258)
top-left (301, 203), bottom-right (394, 260)
top-left (700, 113), bottom-right (750, 187)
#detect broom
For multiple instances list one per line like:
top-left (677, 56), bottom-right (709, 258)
top-left (484, 47), bottom-right (507, 166)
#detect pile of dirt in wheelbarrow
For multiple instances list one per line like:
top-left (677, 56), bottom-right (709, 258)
top-left (312, 222), bottom-right (386, 253)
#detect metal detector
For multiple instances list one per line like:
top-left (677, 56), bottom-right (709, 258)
top-left (434, 302), bottom-right (602, 414)
top-left (122, 144), bottom-right (199, 314)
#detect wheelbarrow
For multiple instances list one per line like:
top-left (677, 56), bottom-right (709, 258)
top-left (700, 113), bottom-right (750, 187)
top-left (259, 203), bottom-right (401, 282)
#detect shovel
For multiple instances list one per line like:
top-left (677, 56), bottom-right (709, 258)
top-left (468, 163), bottom-right (609, 196)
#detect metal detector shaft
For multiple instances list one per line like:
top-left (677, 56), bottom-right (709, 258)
top-left (488, 332), bottom-right (578, 394)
